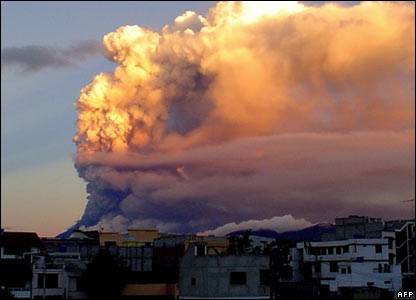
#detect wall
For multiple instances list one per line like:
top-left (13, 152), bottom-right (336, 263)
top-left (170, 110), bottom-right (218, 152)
top-left (179, 248), bottom-right (269, 299)
top-left (127, 229), bottom-right (159, 244)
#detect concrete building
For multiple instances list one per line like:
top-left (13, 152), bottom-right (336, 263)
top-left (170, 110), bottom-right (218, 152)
top-left (98, 232), bottom-right (124, 247)
top-left (153, 234), bottom-right (229, 279)
top-left (0, 231), bottom-right (42, 299)
top-left (294, 238), bottom-right (402, 295)
top-left (179, 244), bottom-right (270, 299)
top-left (41, 238), bottom-right (99, 262)
top-left (31, 252), bottom-right (88, 299)
top-left (118, 245), bottom-right (153, 271)
top-left (385, 220), bottom-right (415, 275)
top-left (321, 215), bottom-right (385, 241)
top-left (0, 231), bottom-right (42, 259)
top-left (125, 228), bottom-right (159, 247)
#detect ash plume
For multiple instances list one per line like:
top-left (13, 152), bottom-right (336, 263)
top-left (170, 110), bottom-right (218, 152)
top-left (65, 1), bottom-right (414, 236)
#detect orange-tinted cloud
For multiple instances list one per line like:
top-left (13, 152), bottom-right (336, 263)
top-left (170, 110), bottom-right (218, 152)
top-left (70, 1), bottom-right (414, 234)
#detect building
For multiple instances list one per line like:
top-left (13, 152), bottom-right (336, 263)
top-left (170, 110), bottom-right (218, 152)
top-left (384, 219), bottom-right (415, 289)
top-left (125, 228), bottom-right (160, 247)
top-left (0, 231), bottom-right (42, 259)
top-left (179, 243), bottom-right (270, 300)
top-left (294, 237), bottom-right (402, 296)
top-left (0, 231), bottom-right (42, 299)
top-left (31, 252), bottom-right (88, 299)
top-left (153, 234), bottom-right (228, 279)
top-left (118, 245), bottom-right (153, 271)
top-left (321, 215), bottom-right (385, 241)
top-left (385, 220), bottom-right (415, 275)
top-left (99, 232), bottom-right (124, 247)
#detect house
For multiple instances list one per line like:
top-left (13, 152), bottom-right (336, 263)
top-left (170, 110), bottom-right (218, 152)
top-left (124, 228), bottom-right (159, 247)
top-left (99, 232), bottom-right (124, 247)
top-left (0, 231), bottom-right (42, 299)
top-left (0, 231), bottom-right (42, 259)
top-left (153, 234), bottom-right (229, 282)
top-left (42, 232), bottom-right (100, 262)
top-left (31, 252), bottom-right (88, 299)
top-left (294, 238), bottom-right (402, 295)
top-left (384, 219), bottom-right (415, 289)
top-left (118, 245), bottom-right (153, 271)
top-left (179, 243), bottom-right (270, 299)
top-left (321, 215), bottom-right (385, 241)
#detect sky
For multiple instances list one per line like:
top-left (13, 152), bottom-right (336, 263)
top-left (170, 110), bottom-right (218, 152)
top-left (1, 1), bottom-right (215, 236)
top-left (2, 1), bottom-right (414, 237)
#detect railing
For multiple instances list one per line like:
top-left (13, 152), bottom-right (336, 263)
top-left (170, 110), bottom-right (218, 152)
top-left (9, 288), bottom-right (31, 298)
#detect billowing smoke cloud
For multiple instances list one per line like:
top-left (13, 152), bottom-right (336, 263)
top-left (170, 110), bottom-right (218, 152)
top-left (1, 40), bottom-right (102, 72)
top-left (70, 1), bottom-right (414, 235)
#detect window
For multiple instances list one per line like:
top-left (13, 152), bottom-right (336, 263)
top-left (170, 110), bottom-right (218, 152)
top-left (347, 266), bottom-right (351, 274)
top-left (259, 269), bottom-right (270, 286)
top-left (46, 274), bottom-right (58, 288)
top-left (383, 264), bottom-right (390, 273)
top-left (388, 238), bottom-right (393, 250)
top-left (384, 281), bottom-right (391, 284)
top-left (195, 245), bottom-right (206, 256)
top-left (230, 272), bottom-right (246, 285)
top-left (76, 277), bottom-right (85, 291)
top-left (191, 278), bottom-right (196, 286)
top-left (104, 241), bottom-right (116, 247)
top-left (343, 246), bottom-right (349, 253)
top-left (311, 247), bottom-right (320, 255)
top-left (378, 264), bottom-right (383, 273)
top-left (341, 268), bottom-right (346, 274)
top-left (330, 262), bottom-right (338, 272)
top-left (389, 254), bottom-right (394, 265)
top-left (320, 248), bottom-right (326, 255)
top-left (328, 247), bottom-right (334, 255)
top-left (38, 274), bottom-right (58, 288)
top-left (37, 274), bottom-right (44, 288)
top-left (336, 247), bottom-right (342, 255)
top-left (315, 263), bottom-right (321, 273)
top-left (375, 244), bottom-right (382, 253)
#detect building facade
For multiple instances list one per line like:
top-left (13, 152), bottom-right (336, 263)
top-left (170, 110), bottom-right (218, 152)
top-left (294, 238), bottom-right (402, 295)
top-left (179, 244), bottom-right (270, 300)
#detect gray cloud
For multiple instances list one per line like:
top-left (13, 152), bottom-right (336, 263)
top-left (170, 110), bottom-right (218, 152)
top-left (74, 130), bottom-right (415, 234)
top-left (1, 40), bottom-right (102, 72)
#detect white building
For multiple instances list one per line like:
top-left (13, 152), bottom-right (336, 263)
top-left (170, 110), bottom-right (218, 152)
top-left (295, 238), bottom-right (401, 294)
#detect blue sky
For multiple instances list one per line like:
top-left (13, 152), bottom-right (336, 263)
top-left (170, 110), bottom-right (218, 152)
top-left (1, 1), bottom-right (215, 236)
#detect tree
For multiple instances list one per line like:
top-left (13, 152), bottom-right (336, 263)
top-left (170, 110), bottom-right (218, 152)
top-left (270, 239), bottom-right (293, 300)
top-left (81, 248), bottom-right (128, 300)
